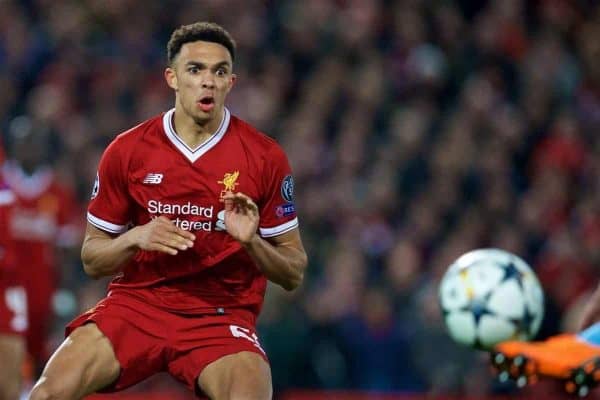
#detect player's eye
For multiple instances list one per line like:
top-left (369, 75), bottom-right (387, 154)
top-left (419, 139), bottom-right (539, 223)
top-left (216, 68), bottom-right (227, 76)
top-left (188, 66), bottom-right (199, 74)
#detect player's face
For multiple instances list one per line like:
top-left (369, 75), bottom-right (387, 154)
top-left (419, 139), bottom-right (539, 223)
top-left (165, 41), bottom-right (236, 125)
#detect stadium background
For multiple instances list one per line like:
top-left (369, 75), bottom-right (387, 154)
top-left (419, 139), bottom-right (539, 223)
top-left (2, 0), bottom-right (600, 398)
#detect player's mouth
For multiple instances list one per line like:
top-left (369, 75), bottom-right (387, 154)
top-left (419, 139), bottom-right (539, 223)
top-left (197, 96), bottom-right (215, 112)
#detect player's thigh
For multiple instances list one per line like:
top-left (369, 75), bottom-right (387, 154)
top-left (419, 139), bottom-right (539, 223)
top-left (35, 323), bottom-right (120, 397)
top-left (0, 334), bottom-right (25, 397)
top-left (197, 351), bottom-right (272, 400)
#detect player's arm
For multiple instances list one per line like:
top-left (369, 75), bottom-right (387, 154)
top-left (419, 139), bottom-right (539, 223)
top-left (223, 192), bottom-right (307, 291)
top-left (81, 217), bottom-right (196, 279)
top-left (243, 228), bottom-right (306, 291)
top-left (578, 283), bottom-right (600, 331)
top-left (82, 139), bottom-right (198, 279)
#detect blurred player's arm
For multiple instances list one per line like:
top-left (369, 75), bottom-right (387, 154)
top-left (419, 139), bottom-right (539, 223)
top-left (243, 228), bottom-right (307, 291)
top-left (223, 192), bottom-right (307, 291)
top-left (579, 283), bottom-right (600, 330)
top-left (81, 217), bottom-right (195, 279)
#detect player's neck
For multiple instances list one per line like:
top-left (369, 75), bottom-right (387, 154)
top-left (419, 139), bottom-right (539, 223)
top-left (172, 107), bottom-right (224, 149)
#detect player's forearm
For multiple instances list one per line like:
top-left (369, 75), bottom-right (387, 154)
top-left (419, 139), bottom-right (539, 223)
top-left (81, 229), bottom-right (139, 279)
top-left (242, 235), bottom-right (307, 291)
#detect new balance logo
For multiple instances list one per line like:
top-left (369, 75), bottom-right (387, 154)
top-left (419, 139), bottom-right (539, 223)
top-left (143, 173), bottom-right (163, 184)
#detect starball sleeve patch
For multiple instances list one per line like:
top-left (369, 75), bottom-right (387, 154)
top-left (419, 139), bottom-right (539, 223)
top-left (281, 175), bottom-right (294, 202)
top-left (91, 172), bottom-right (100, 199)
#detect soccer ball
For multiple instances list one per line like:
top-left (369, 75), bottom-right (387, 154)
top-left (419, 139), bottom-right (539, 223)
top-left (439, 248), bottom-right (544, 350)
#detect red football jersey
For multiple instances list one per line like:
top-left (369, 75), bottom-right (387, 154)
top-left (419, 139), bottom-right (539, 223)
top-left (88, 108), bottom-right (298, 314)
top-left (1, 163), bottom-right (81, 269)
top-left (1, 162), bottom-right (81, 356)
top-left (0, 178), bottom-right (15, 273)
top-left (0, 176), bottom-right (28, 335)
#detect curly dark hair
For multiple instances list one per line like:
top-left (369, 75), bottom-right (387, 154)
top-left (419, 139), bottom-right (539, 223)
top-left (167, 22), bottom-right (236, 65)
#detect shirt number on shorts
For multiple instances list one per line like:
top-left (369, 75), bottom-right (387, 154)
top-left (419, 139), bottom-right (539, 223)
top-left (5, 286), bottom-right (27, 332)
top-left (229, 325), bottom-right (265, 354)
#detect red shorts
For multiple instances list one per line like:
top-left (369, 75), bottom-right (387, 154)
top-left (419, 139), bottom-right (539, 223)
top-left (0, 278), bottom-right (27, 336)
top-left (66, 290), bottom-right (268, 396)
top-left (19, 264), bottom-right (55, 362)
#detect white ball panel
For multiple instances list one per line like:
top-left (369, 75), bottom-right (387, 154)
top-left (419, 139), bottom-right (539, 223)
top-left (445, 311), bottom-right (476, 346)
top-left (465, 263), bottom-right (505, 298)
top-left (448, 249), bottom-right (495, 273)
top-left (453, 249), bottom-right (508, 268)
top-left (478, 315), bottom-right (517, 349)
top-left (439, 275), bottom-right (470, 311)
top-left (523, 274), bottom-right (544, 313)
top-left (530, 312), bottom-right (543, 338)
top-left (487, 279), bottom-right (525, 318)
top-left (522, 274), bottom-right (544, 338)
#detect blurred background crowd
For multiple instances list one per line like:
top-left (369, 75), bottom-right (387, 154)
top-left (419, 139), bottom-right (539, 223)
top-left (2, 0), bottom-right (600, 398)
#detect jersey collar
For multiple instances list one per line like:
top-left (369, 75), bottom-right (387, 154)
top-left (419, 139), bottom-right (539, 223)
top-left (1, 161), bottom-right (54, 199)
top-left (162, 108), bottom-right (231, 163)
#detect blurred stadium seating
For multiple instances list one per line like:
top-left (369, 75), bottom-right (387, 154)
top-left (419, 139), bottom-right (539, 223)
top-left (2, 0), bottom-right (600, 398)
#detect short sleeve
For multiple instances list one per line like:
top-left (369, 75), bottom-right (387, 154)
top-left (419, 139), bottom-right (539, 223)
top-left (87, 140), bottom-right (132, 234)
top-left (258, 144), bottom-right (298, 238)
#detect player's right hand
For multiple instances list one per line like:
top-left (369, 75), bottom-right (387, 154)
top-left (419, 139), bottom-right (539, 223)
top-left (132, 216), bottom-right (195, 255)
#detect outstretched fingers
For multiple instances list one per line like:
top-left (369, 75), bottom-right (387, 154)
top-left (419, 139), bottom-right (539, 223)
top-left (222, 192), bottom-right (259, 216)
top-left (139, 216), bottom-right (196, 255)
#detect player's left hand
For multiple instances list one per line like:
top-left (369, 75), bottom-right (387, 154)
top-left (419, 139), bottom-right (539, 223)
top-left (222, 191), bottom-right (259, 245)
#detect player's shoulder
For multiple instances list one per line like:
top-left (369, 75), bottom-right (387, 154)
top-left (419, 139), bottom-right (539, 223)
top-left (110, 112), bottom-right (164, 149)
top-left (100, 112), bottom-right (166, 164)
top-left (229, 114), bottom-right (283, 154)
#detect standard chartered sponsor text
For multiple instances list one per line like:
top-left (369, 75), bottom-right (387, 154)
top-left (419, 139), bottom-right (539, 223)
top-left (147, 200), bottom-right (213, 217)
top-left (148, 200), bottom-right (215, 231)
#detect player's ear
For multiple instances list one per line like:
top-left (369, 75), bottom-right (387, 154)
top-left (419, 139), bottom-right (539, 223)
top-left (165, 67), bottom-right (178, 91)
top-left (227, 73), bottom-right (236, 92)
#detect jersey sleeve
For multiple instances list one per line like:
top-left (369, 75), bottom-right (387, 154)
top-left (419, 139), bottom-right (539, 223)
top-left (258, 144), bottom-right (298, 238)
top-left (87, 140), bottom-right (132, 234)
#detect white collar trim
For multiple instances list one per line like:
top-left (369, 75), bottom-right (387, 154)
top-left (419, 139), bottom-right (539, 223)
top-left (162, 108), bottom-right (230, 163)
top-left (2, 161), bottom-right (54, 199)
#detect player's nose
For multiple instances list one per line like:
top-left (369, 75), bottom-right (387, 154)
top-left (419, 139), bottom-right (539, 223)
top-left (201, 77), bottom-right (215, 89)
